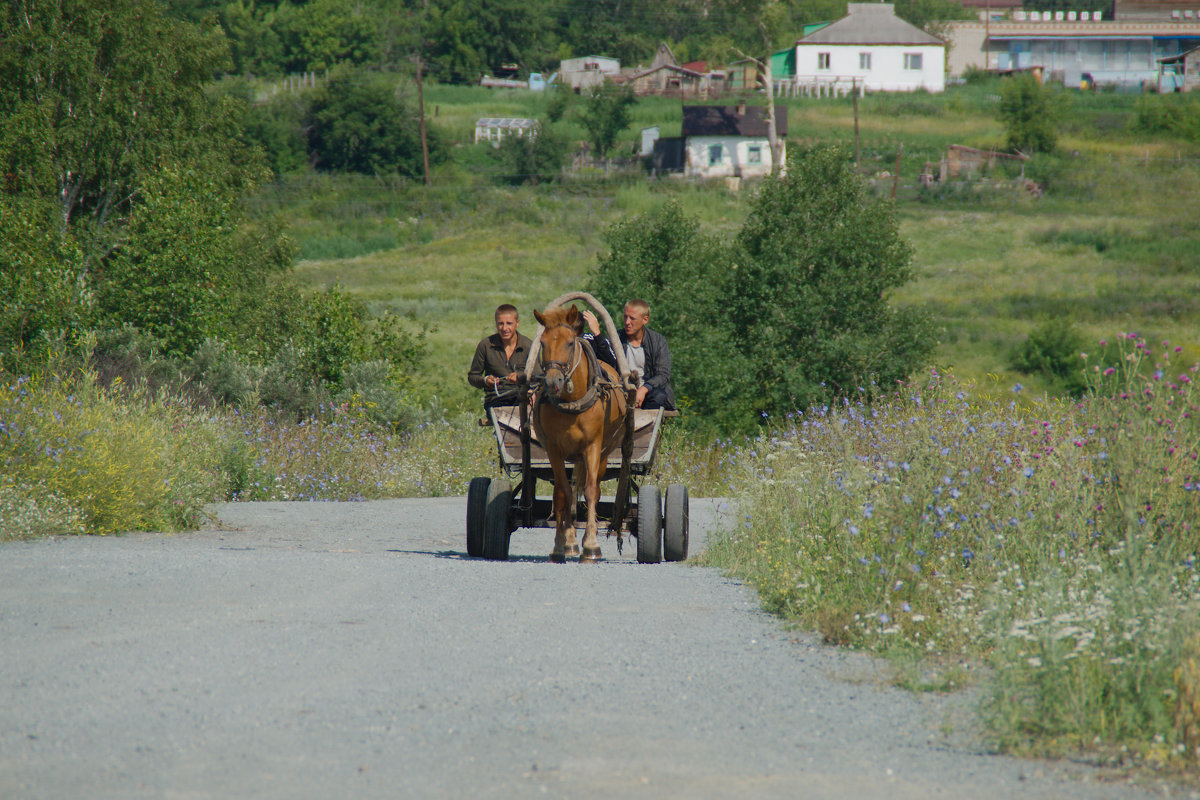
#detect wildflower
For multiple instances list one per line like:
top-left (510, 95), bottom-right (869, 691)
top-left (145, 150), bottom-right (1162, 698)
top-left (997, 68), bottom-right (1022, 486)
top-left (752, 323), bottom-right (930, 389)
top-left (901, 602), bottom-right (912, 613)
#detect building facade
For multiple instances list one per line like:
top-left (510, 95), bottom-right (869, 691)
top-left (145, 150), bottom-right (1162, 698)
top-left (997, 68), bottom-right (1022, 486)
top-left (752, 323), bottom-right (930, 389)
top-left (793, 4), bottom-right (946, 93)
top-left (945, 16), bottom-right (1200, 86)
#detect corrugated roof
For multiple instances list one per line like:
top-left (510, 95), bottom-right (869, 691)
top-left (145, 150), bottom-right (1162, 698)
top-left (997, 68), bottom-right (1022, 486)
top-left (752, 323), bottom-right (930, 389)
top-left (681, 105), bottom-right (787, 138)
top-left (797, 3), bottom-right (943, 46)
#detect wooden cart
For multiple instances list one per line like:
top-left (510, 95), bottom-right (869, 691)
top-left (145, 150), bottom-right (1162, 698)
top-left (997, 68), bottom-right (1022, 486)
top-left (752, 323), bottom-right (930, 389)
top-left (465, 293), bottom-right (689, 564)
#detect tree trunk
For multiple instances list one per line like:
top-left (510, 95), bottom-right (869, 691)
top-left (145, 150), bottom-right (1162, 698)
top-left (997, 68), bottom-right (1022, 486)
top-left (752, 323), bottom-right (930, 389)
top-left (762, 58), bottom-right (781, 173)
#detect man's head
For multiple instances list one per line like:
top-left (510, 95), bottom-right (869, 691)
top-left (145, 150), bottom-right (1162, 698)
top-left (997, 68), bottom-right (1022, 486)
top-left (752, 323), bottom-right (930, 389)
top-left (495, 304), bottom-right (519, 343)
top-left (623, 299), bottom-right (650, 339)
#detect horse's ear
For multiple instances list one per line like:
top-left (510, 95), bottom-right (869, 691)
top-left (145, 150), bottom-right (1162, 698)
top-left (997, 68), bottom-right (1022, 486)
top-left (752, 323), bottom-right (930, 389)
top-left (534, 309), bottom-right (546, 327)
top-left (565, 307), bottom-right (583, 333)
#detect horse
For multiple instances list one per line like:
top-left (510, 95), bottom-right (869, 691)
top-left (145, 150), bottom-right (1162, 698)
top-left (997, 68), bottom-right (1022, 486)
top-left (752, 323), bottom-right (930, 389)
top-left (531, 306), bottom-right (628, 563)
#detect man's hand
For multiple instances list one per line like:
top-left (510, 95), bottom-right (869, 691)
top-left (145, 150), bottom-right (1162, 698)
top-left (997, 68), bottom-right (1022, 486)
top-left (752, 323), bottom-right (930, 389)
top-left (634, 386), bottom-right (649, 408)
top-left (581, 310), bottom-right (601, 336)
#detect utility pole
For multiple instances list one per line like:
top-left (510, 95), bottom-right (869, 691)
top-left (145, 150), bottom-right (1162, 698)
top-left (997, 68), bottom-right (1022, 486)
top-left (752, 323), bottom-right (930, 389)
top-left (416, 54), bottom-right (431, 186)
top-left (416, 0), bottom-right (432, 186)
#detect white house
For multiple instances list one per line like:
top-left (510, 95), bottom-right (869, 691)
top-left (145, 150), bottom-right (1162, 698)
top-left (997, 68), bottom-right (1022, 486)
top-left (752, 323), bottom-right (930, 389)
top-left (794, 3), bottom-right (946, 93)
top-left (559, 55), bottom-right (620, 91)
top-left (681, 104), bottom-right (786, 179)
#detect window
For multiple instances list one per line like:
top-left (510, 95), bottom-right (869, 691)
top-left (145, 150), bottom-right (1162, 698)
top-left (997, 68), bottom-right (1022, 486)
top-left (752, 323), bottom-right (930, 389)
top-left (708, 144), bottom-right (723, 166)
top-left (818, 52), bottom-right (831, 70)
top-left (747, 145), bottom-right (762, 164)
top-left (904, 52), bottom-right (923, 70)
top-left (859, 52), bottom-right (872, 70)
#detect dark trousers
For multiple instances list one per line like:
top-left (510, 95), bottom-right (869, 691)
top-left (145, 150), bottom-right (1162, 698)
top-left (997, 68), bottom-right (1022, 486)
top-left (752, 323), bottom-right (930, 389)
top-left (641, 386), bottom-right (674, 411)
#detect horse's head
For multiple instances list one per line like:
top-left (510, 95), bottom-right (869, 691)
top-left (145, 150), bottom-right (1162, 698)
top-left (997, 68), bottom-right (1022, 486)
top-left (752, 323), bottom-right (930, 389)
top-left (534, 306), bottom-right (585, 398)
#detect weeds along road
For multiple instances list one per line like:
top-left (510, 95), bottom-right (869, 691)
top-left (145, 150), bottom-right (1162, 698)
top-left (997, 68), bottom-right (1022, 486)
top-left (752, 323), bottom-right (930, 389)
top-left (0, 498), bottom-right (1183, 799)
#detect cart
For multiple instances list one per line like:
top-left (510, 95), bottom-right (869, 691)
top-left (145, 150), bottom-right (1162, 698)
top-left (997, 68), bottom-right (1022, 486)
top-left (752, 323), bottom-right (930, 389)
top-left (465, 292), bottom-right (689, 564)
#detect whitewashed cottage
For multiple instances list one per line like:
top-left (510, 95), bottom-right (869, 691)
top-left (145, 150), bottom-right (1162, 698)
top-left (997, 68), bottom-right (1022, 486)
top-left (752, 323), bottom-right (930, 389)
top-left (794, 3), bottom-right (945, 93)
top-left (681, 104), bottom-right (786, 179)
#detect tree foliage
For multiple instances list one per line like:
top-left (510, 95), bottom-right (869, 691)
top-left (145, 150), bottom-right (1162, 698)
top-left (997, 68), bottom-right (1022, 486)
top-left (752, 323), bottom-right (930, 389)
top-left (577, 83), bottom-right (636, 158)
top-left (999, 73), bottom-right (1059, 154)
top-left (0, 0), bottom-right (425, 409)
top-left (306, 72), bottom-right (442, 176)
top-left (494, 122), bottom-right (569, 185)
top-left (0, 0), bottom-right (255, 256)
top-left (592, 147), bottom-right (935, 433)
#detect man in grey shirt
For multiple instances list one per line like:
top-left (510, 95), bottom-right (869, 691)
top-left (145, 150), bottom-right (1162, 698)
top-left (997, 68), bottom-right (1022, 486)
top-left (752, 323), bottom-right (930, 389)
top-left (617, 299), bottom-right (675, 410)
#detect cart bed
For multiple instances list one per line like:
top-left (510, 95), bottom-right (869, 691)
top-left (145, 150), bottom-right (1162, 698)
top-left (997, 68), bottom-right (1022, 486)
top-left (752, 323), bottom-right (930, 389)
top-left (490, 405), bottom-right (666, 478)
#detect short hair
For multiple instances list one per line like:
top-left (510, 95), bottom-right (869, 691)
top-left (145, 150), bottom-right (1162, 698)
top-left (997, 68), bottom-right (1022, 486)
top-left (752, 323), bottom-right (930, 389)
top-left (624, 299), bottom-right (650, 316)
top-left (495, 303), bottom-right (518, 320)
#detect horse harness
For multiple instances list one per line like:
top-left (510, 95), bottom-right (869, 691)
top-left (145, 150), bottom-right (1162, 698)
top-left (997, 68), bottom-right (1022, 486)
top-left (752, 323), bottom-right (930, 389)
top-left (536, 326), bottom-right (619, 414)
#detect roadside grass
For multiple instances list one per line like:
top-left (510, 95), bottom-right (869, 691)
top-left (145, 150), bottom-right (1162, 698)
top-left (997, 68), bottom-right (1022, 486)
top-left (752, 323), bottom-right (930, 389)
top-left (0, 366), bottom-right (225, 540)
top-left (698, 334), bottom-right (1200, 766)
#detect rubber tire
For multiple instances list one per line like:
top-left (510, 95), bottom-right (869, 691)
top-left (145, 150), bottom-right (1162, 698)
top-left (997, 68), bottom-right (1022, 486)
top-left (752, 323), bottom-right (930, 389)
top-left (636, 484), bottom-right (662, 564)
top-left (663, 484), bottom-right (689, 562)
top-left (466, 477), bottom-right (490, 557)
top-left (483, 478), bottom-right (512, 561)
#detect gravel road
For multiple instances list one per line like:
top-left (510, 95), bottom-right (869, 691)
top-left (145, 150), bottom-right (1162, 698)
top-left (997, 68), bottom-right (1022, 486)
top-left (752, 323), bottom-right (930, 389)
top-left (0, 497), bottom-right (1188, 799)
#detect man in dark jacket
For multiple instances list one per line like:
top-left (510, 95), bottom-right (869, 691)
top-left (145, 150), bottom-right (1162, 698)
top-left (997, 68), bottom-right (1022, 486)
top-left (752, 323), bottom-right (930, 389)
top-left (467, 304), bottom-right (532, 411)
top-left (617, 298), bottom-right (675, 410)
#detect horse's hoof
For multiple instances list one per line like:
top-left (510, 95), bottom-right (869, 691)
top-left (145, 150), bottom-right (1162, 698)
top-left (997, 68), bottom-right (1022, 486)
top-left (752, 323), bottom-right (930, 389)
top-left (580, 547), bottom-right (602, 563)
top-left (564, 545), bottom-right (580, 557)
top-left (549, 552), bottom-right (566, 563)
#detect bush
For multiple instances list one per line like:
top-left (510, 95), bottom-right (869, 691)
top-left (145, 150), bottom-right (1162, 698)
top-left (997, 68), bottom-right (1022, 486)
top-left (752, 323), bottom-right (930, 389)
top-left (306, 71), bottom-right (443, 177)
top-left (1011, 317), bottom-right (1089, 396)
top-left (494, 121), bottom-right (569, 185)
top-left (1131, 95), bottom-right (1200, 144)
top-left (592, 146), bottom-right (935, 433)
top-left (0, 196), bottom-right (92, 371)
top-left (998, 73), bottom-right (1059, 154)
top-left (0, 368), bottom-right (222, 535)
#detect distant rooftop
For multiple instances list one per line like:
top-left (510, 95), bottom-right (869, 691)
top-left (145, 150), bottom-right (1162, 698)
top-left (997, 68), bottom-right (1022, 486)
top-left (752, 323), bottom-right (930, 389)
top-left (798, 3), bottom-right (944, 46)
top-left (682, 105), bottom-right (787, 138)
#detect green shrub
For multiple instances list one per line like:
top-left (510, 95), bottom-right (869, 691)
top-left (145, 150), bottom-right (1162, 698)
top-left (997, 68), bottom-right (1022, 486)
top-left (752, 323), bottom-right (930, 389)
top-left (1011, 317), bottom-right (1089, 396)
top-left (494, 121), bottom-right (570, 185)
top-left (1131, 95), bottom-right (1200, 144)
top-left (306, 71), bottom-right (443, 177)
top-left (999, 73), bottom-right (1059, 154)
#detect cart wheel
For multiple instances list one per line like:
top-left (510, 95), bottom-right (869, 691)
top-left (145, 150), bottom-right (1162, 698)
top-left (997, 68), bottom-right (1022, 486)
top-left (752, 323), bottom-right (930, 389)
top-left (483, 478), bottom-right (512, 561)
top-left (663, 484), bottom-right (689, 562)
top-left (466, 477), bottom-right (490, 557)
top-left (636, 484), bottom-right (662, 564)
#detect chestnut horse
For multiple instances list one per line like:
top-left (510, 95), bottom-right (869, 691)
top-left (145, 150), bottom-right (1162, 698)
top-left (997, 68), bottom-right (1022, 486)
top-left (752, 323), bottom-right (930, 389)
top-left (532, 306), bottom-right (627, 563)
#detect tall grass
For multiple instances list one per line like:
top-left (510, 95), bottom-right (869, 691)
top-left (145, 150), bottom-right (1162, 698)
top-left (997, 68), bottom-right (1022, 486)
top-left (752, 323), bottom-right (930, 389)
top-left (701, 333), bottom-right (1200, 764)
top-left (0, 367), bottom-right (225, 538)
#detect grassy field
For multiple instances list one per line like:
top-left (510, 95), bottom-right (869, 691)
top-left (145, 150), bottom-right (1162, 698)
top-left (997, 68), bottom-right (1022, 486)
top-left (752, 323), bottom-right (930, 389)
top-left (261, 80), bottom-right (1200, 415)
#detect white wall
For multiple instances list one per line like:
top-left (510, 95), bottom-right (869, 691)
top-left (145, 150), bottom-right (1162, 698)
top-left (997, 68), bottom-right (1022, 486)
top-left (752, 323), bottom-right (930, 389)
top-left (685, 136), bottom-right (784, 178)
top-left (794, 44), bottom-right (945, 92)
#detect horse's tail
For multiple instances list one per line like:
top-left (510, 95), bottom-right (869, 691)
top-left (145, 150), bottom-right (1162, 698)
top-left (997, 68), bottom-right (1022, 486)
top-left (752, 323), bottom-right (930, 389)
top-left (572, 460), bottom-right (586, 505)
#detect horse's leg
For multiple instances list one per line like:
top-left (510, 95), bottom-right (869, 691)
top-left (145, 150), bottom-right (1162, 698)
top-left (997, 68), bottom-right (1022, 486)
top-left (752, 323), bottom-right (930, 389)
top-left (548, 456), bottom-right (575, 563)
top-left (563, 461), bottom-right (580, 558)
top-left (579, 444), bottom-right (605, 562)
